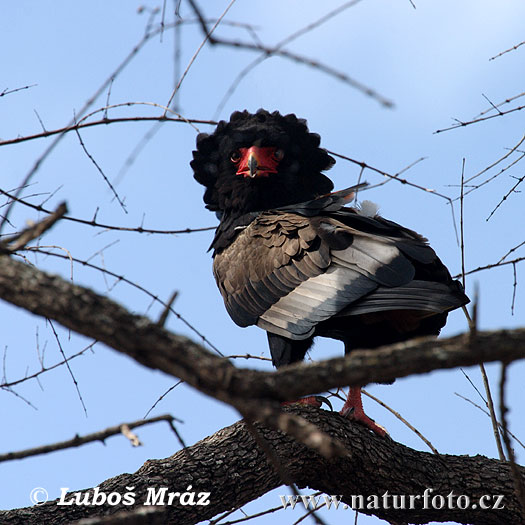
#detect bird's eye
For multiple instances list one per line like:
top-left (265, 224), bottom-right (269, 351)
top-left (273, 149), bottom-right (284, 161)
top-left (230, 150), bottom-right (241, 163)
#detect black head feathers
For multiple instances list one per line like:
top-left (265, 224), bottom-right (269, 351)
top-left (191, 109), bottom-right (335, 214)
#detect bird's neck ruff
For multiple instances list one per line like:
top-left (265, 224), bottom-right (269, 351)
top-left (191, 109), bottom-right (335, 216)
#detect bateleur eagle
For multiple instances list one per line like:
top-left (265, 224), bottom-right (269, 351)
top-left (192, 109), bottom-right (469, 436)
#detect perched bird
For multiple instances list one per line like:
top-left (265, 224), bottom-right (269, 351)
top-left (192, 109), bottom-right (469, 436)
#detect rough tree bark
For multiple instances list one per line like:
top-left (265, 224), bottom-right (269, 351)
top-left (1, 407), bottom-right (523, 525)
top-left (1, 253), bottom-right (524, 524)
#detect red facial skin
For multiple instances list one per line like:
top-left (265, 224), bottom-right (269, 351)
top-left (233, 146), bottom-right (283, 178)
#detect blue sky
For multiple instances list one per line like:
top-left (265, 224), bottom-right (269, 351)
top-left (1, 2), bottom-right (525, 524)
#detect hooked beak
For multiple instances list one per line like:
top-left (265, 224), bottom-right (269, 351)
top-left (236, 146), bottom-right (280, 178)
top-left (247, 152), bottom-right (258, 178)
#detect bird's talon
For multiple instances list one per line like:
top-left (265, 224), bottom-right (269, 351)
top-left (314, 395), bottom-right (333, 411)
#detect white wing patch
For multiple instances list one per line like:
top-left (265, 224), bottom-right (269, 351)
top-left (257, 266), bottom-right (377, 339)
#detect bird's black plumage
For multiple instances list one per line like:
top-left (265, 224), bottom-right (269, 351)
top-left (192, 109), bottom-right (469, 434)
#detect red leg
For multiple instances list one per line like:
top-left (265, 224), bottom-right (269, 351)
top-left (340, 387), bottom-right (388, 437)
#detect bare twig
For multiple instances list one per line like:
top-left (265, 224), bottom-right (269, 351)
top-left (479, 362), bottom-right (505, 461)
top-left (454, 392), bottom-right (525, 451)
top-left (475, 91), bottom-right (525, 117)
top-left (463, 301), bottom-right (505, 461)
top-left (0, 84), bottom-right (37, 97)
top-left (0, 114), bottom-right (215, 148)
top-left (213, 0), bottom-right (368, 117)
top-left (47, 319), bottom-right (88, 417)
top-left (0, 342), bottom-right (95, 389)
top-left (164, 0), bottom-right (238, 112)
top-left (487, 172), bottom-right (525, 221)
top-left (215, 37), bottom-right (394, 108)
top-left (435, 103), bottom-right (525, 134)
top-left (511, 263), bottom-right (518, 315)
top-left (228, 354), bottom-right (272, 362)
top-left (362, 389), bottom-right (439, 454)
top-left (460, 158), bottom-right (466, 289)
top-left (74, 128), bottom-right (127, 213)
top-left (157, 290), bottom-right (179, 327)
top-left (490, 40), bottom-right (525, 61)
top-left (27, 246), bottom-right (225, 357)
top-left (0, 415), bottom-right (181, 463)
top-left (498, 240), bottom-right (525, 264)
top-left (499, 363), bottom-right (525, 518)
top-left (0, 188), bottom-right (215, 235)
top-left (458, 256), bottom-right (525, 278)
top-left (144, 380), bottom-right (184, 419)
top-left (1, 202), bottom-right (67, 252)
top-left (211, 504), bottom-right (283, 525)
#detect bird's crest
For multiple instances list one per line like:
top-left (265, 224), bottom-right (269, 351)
top-left (191, 109), bottom-right (335, 213)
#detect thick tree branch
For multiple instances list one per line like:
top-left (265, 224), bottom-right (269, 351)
top-left (0, 255), bottom-right (524, 409)
top-left (0, 407), bottom-right (521, 525)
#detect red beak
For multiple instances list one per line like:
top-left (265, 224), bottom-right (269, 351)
top-left (236, 146), bottom-right (279, 178)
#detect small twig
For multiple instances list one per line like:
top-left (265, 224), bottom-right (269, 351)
top-left (464, 134), bottom-right (525, 184)
top-left (455, 392), bottom-right (525, 451)
top-left (460, 158), bottom-right (466, 289)
top-left (292, 501), bottom-right (327, 525)
top-left (157, 290), bottom-right (179, 327)
top-left (0, 342), bottom-right (95, 388)
top-left (498, 240), bottom-right (525, 264)
top-left (0, 114), bottom-right (215, 147)
top-left (435, 103), bottom-right (525, 134)
top-left (211, 504), bottom-right (283, 525)
top-left (499, 363), bottom-right (525, 518)
top-left (480, 360), bottom-right (505, 461)
top-left (486, 172), bottom-right (525, 221)
top-left (0, 84), bottom-right (37, 97)
top-left (228, 353), bottom-right (272, 362)
top-left (463, 300), bottom-right (505, 461)
top-left (47, 319), bottom-right (88, 417)
top-left (476, 91), bottom-right (525, 117)
top-left (328, 148), bottom-right (459, 242)
top-left (164, 0), bottom-right (237, 112)
top-left (33, 109), bottom-right (47, 132)
top-left (74, 127), bottom-right (127, 213)
top-left (481, 93), bottom-right (503, 115)
top-left (213, 0), bottom-right (368, 117)
top-left (490, 40), bottom-right (525, 61)
top-left (27, 247), bottom-right (225, 357)
top-left (144, 380), bottom-right (184, 419)
top-left (511, 263), bottom-right (518, 315)
top-left (0, 188), bottom-right (215, 236)
top-left (459, 256), bottom-right (525, 278)
top-left (0, 415), bottom-right (181, 463)
top-left (362, 389), bottom-right (439, 454)
top-left (215, 37), bottom-right (394, 109)
top-left (1, 202), bottom-right (67, 253)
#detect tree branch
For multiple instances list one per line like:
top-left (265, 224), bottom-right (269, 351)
top-left (0, 415), bottom-right (180, 463)
top-left (0, 255), bottom-right (524, 411)
top-left (0, 407), bottom-right (521, 525)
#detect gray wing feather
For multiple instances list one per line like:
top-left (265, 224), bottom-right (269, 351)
top-left (257, 267), bottom-right (377, 339)
top-left (341, 281), bottom-right (466, 315)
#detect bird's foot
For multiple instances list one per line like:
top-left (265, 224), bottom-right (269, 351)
top-left (340, 404), bottom-right (388, 437)
top-left (282, 395), bottom-right (333, 410)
